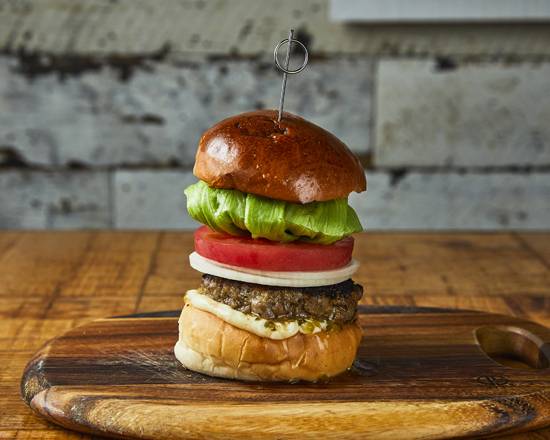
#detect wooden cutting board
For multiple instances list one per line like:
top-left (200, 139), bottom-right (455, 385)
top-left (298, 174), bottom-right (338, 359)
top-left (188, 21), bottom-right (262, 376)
top-left (21, 306), bottom-right (550, 440)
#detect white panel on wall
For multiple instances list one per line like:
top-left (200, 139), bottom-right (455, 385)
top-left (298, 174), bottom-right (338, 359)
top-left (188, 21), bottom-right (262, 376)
top-left (330, 0), bottom-right (550, 22)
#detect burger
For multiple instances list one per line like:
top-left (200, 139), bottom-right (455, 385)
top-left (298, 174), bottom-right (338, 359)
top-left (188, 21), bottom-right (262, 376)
top-left (174, 109), bottom-right (366, 382)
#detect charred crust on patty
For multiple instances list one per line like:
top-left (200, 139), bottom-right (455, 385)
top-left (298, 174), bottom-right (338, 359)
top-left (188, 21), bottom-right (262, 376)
top-left (198, 274), bottom-right (363, 325)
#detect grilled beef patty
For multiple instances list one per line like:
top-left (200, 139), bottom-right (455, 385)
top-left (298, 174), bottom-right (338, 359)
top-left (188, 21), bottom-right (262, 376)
top-left (198, 274), bottom-right (363, 324)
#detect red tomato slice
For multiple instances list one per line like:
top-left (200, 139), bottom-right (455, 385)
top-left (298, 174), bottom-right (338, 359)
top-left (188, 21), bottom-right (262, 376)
top-left (194, 226), bottom-right (354, 272)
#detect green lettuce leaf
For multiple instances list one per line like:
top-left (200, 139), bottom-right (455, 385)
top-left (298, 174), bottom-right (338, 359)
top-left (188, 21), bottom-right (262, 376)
top-left (185, 181), bottom-right (363, 244)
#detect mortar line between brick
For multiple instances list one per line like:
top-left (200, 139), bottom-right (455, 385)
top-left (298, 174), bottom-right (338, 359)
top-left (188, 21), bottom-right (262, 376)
top-left (370, 58), bottom-right (378, 163)
top-left (2, 165), bottom-right (549, 173)
top-left (108, 170), bottom-right (115, 229)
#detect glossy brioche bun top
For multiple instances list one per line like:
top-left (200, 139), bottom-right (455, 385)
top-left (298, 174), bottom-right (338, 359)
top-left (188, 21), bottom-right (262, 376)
top-left (193, 110), bottom-right (366, 203)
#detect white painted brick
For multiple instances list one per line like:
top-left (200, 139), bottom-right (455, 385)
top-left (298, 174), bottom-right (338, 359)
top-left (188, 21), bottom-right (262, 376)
top-left (350, 172), bottom-right (550, 229)
top-left (4, 0), bottom-right (550, 57)
top-left (114, 170), bottom-right (550, 230)
top-left (375, 60), bottom-right (550, 167)
top-left (0, 57), bottom-right (372, 167)
top-left (114, 171), bottom-right (199, 229)
top-left (0, 171), bottom-right (110, 228)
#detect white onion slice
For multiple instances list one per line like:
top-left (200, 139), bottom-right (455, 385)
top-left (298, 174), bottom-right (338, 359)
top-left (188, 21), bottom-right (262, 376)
top-left (189, 252), bottom-right (359, 287)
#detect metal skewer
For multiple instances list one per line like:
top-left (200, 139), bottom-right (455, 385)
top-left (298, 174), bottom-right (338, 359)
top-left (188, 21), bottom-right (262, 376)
top-left (274, 29), bottom-right (309, 122)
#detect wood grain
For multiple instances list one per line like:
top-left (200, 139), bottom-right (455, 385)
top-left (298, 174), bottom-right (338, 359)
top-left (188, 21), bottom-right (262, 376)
top-left (2, 231), bottom-right (550, 439)
top-left (517, 233), bottom-right (550, 268)
top-left (355, 233), bottom-right (550, 297)
top-left (21, 307), bottom-right (550, 439)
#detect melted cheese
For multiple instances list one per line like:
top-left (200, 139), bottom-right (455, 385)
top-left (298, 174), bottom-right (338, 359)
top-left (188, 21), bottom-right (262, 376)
top-left (189, 252), bottom-right (359, 287)
top-left (185, 290), bottom-right (330, 340)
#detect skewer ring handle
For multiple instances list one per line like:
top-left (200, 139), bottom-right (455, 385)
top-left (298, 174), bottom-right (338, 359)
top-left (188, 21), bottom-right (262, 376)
top-left (273, 38), bottom-right (309, 74)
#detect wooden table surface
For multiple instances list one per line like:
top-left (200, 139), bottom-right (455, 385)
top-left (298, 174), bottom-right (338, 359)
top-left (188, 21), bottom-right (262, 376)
top-left (2, 231), bottom-right (550, 440)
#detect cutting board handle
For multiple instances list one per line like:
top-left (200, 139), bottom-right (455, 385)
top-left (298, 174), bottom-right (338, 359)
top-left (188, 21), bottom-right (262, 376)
top-left (475, 324), bottom-right (550, 370)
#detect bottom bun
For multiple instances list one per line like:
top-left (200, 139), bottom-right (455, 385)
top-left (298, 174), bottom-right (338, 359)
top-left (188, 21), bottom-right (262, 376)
top-left (174, 304), bottom-right (363, 382)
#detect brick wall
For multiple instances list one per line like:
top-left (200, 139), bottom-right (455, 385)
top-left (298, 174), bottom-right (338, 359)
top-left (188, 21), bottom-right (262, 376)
top-left (1, 0), bottom-right (550, 230)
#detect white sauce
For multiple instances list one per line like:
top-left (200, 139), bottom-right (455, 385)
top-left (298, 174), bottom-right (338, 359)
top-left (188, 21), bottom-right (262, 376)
top-left (185, 290), bottom-right (330, 340)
